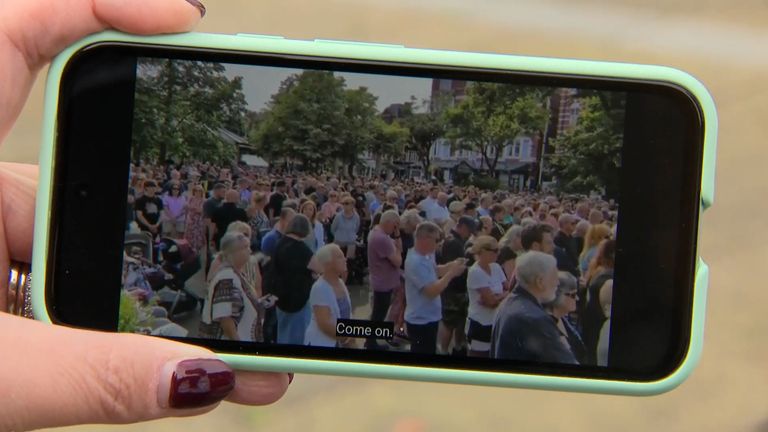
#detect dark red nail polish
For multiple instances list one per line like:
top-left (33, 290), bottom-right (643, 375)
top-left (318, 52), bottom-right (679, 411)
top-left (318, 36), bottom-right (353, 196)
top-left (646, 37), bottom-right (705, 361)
top-left (185, 0), bottom-right (206, 17)
top-left (288, 373), bottom-right (294, 384)
top-left (169, 359), bottom-right (234, 409)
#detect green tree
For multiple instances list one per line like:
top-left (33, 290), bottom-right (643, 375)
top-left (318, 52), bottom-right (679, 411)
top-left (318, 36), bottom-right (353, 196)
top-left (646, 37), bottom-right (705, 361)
top-left (132, 59), bottom-right (247, 164)
top-left (445, 83), bottom-right (549, 177)
top-left (337, 88), bottom-right (410, 176)
top-left (369, 118), bottom-right (409, 173)
top-left (252, 71), bottom-right (348, 171)
top-left (336, 87), bottom-right (380, 176)
top-left (396, 98), bottom-right (447, 174)
top-left (549, 96), bottom-right (623, 196)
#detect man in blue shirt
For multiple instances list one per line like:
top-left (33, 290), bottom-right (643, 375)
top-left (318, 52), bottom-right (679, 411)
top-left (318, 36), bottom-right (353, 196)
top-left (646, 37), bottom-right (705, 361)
top-left (369, 189), bottom-right (385, 214)
top-left (261, 207), bottom-right (295, 257)
top-left (404, 221), bottom-right (467, 354)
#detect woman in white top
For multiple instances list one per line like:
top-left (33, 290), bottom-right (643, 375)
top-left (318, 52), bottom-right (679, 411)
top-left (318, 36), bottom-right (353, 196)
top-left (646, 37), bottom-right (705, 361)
top-left (304, 244), bottom-right (353, 348)
top-left (466, 235), bottom-right (509, 357)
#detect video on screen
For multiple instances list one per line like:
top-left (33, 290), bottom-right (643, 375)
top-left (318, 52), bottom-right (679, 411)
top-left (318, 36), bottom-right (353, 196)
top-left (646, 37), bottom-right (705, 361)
top-left (120, 58), bottom-right (623, 366)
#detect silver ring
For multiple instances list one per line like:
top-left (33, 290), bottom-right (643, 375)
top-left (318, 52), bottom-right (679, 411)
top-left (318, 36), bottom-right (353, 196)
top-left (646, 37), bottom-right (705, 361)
top-left (7, 261), bottom-right (33, 319)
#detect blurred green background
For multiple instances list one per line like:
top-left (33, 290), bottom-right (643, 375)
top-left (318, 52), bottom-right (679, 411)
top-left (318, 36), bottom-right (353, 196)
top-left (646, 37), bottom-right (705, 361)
top-left (4, 0), bottom-right (767, 430)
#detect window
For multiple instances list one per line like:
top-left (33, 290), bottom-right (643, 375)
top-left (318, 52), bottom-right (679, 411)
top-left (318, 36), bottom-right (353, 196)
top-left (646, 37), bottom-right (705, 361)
top-left (522, 138), bottom-right (533, 160)
top-left (513, 141), bottom-right (521, 158)
top-left (439, 79), bottom-right (452, 91)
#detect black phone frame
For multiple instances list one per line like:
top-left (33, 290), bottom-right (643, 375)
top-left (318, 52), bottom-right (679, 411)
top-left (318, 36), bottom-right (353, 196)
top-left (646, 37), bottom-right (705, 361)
top-left (44, 42), bottom-right (705, 382)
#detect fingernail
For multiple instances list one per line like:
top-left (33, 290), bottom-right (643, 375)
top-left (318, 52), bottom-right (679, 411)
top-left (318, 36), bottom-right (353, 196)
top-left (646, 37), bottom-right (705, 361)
top-left (163, 359), bottom-right (234, 409)
top-left (185, 0), bottom-right (206, 17)
top-left (288, 373), bottom-right (294, 385)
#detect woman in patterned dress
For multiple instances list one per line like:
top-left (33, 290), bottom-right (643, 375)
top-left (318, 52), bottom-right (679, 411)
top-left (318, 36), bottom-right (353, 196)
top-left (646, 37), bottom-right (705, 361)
top-left (183, 184), bottom-right (206, 251)
top-left (199, 231), bottom-right (267, 342)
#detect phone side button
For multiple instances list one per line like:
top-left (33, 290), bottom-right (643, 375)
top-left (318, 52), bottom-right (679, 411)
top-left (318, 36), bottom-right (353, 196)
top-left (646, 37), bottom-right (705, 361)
top-left (313, 39), bottom-right (405, 49)
top-left (236, 33), bottom-right (286, 40)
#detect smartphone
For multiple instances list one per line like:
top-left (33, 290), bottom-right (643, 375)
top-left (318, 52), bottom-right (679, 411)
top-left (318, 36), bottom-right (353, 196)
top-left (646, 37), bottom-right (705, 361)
top-left (32, 31), bottom-right (716, 395)
top-left (257, 294), bottom-right (278, 309)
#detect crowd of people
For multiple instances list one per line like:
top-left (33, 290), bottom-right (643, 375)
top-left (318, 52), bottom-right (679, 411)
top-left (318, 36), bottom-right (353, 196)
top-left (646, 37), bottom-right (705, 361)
top-left (121, 160), bottom-right (619, 366)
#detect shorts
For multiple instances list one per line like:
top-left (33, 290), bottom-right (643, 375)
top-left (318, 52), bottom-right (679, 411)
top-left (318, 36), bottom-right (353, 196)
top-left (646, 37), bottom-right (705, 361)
top-left (466, 318), bottom-right (492, 351)
top-left (162, 220), bottom-right (185, 235)
top-left (441, 292), bottom-right (468, 329)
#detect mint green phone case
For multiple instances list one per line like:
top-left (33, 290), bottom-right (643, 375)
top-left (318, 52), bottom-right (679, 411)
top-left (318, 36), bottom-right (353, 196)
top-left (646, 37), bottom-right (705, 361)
top-left (31, 31), bottom-right (717, 396)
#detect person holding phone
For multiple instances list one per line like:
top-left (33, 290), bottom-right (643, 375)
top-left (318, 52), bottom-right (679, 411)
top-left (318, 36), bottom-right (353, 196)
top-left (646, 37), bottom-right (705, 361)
top-left (404, 222), bottom-right (467, 354)
top-left (0, 1), bottom-right (290, 429)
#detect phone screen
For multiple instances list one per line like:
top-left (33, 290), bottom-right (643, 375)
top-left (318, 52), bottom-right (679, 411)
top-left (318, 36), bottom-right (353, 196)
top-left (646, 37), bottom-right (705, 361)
top-left (48, 43), bottom-right (704, 381)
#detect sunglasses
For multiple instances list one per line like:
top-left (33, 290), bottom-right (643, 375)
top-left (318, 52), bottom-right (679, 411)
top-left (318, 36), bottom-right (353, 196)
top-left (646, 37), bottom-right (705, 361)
top-left (563, 292), bottom-right (578, 299)
top-left (484, 247), bottom-right (499, 253)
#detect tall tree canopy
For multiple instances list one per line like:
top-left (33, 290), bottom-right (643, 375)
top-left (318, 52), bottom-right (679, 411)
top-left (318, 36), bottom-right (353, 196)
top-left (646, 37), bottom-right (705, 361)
top-left (395, 97), bottom-right (447, 174)
top-left (445, 83), bottom-right (549, 177)
top-left (132, 59), bottom-right (247, 164)
top-left (549, 95), bottom-right (624, 197)
top-left (252, 71), bottom-right (407, 173)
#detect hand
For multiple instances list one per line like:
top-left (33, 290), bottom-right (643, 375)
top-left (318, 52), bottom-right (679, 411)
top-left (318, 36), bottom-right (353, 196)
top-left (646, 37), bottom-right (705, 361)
top-left (449, 260), bottom-right (466, 278)
top-left (452, 257), bottom-right (468, 269)
top-left (0, 0), bottom-right (291, 430)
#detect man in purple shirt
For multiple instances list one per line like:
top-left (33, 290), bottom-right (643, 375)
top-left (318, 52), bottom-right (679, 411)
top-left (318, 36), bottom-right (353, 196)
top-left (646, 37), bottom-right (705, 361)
top-left (365, 210), bottom-right (402, 349)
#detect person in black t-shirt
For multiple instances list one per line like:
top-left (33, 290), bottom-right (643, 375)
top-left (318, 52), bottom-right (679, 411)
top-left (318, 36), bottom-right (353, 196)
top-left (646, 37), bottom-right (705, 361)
top-left (134, 180), bottom-right (163, 239)
top-left (437, 216), bottom-right (477, 355)
top-left (581, 239), bottom-right (615, 365)
top-left (266, 180), bottom-right (287, 220)
top-left (203, 183), bottom-right (226, 219)
top-left (271, 215), bottom-right (315, 345)
top-left (554, 213), bottom-right (580, 271)
top-left (211, 190), bottom-right (248, 249)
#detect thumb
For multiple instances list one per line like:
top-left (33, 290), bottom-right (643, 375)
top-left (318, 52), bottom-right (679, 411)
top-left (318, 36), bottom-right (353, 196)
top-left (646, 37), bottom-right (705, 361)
top-left (0, 0), bottom-right (205, 141)
top-left (0, 313), bottom-right (233, 431)
top-left (1, 0), bottom-right (205, 68)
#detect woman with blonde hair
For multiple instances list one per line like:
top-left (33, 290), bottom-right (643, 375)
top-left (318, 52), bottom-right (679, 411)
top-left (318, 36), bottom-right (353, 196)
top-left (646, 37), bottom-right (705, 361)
top-left (579, 223), bottom-right (612, 275)
top-left (300, 200), bottom-right (325, 252)
top-left (478, 215), bottom-right (493, 237)
top-left (247, 191), bottom-right (270, 248)
top-left (304, 244), bottom-right (353, 347)
top-left (500, 225), bottom-right (524, 255)
top-left (466, 235), bottom-right (509, 357)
